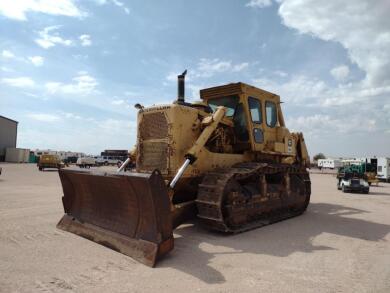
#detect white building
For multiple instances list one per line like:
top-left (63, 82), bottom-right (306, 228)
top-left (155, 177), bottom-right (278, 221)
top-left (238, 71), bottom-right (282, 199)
top-left (317, 158), bottom-right (343, 169)
top-left (0, 115), bottom-right (18, 162)
top-left (33, 149), bottom-right (85, 160)
top-left (377, 157), bottom-right (390, 182)
top-left (341, 158), bottom-right (362, 166)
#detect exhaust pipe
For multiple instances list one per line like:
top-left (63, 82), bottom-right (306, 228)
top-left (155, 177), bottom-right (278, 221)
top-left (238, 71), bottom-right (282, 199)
top-left (177, 70), bottom-right (187, 104)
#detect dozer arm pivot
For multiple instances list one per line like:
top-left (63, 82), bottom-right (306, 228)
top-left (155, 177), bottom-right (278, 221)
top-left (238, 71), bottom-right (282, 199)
top-left (186, 106), bottom-right (227, 161)
top-left (169, 106), bottom-right (226, 188)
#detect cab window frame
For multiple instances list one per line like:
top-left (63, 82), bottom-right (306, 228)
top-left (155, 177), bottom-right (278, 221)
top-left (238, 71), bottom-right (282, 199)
top-left (248, 96), bottom-right (262, 125)
top-left (265, 101), bottom-right (277, 128)
top-left (233, 102), bottom-right (249, 141)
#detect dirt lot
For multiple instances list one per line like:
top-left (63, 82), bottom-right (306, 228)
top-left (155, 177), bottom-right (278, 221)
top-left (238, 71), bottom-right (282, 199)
top-left (0, 163), bottom-right (389, 293)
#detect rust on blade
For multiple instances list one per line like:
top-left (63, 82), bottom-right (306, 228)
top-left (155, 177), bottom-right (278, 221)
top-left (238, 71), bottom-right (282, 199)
top-left (57, 168), bottom-right (173, 267)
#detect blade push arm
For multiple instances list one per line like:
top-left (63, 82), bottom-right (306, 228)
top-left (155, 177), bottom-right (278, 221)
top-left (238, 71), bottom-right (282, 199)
top-left (169, 106), bottom-right (226, 188)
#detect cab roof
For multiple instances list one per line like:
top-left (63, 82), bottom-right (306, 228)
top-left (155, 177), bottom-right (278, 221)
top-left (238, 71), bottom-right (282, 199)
top-left (200, 82), bottom-right (280, 102)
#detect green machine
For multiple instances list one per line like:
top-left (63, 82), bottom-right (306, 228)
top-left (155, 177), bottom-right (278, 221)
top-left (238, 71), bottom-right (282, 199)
top-left (337, 163), bottom-right (378, 185)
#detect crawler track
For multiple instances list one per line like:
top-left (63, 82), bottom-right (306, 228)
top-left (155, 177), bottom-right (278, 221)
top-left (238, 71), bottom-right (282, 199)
top-left (196, 162), bottom-right (311, 233)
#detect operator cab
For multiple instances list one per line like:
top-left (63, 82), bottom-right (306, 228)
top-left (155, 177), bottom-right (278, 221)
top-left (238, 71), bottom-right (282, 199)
top-left (200, 82), bottom-right (288, 154)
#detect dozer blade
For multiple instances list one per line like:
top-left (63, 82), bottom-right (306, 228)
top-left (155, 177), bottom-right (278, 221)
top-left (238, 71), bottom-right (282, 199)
top-left (57, 169), bottom-right (173, 267)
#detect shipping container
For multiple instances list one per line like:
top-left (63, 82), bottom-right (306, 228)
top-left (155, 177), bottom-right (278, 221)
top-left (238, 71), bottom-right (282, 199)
top-left (5, 148), bottom-right (30, 163)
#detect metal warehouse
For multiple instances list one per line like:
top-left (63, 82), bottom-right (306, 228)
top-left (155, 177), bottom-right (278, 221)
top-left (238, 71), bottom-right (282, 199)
top-left (0, 115), bottom-right (18, 162)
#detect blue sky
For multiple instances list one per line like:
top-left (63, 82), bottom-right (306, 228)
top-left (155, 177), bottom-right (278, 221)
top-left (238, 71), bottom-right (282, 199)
top-left (1, 0), bottom-right (389, 157)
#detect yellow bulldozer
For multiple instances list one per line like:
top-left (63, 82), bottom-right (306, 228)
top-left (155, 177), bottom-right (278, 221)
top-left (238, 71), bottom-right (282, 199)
top-left (57, 71), bottom-right (311, 267)
top-left (38, 154), bottom-right (64, 171)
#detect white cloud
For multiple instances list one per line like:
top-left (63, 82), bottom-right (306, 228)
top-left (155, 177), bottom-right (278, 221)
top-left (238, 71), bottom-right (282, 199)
top-left (111, 0), bottom-right (123, 8)
top-left (111, 0), bottom-right (130, 14)
top-left (1, 66), bottom-right (14, 72)
top-left (187, 83), bottom-right (203, 100)
top-left (111, 99), bottom-right (126, 106)
top-left (2, 50), bottom-right (15, 59)
top-left (28, 56), bottom-right (44, 66)
top-left (165, 72), bottom-right (178, 82)
top-left (165, 72), bottom-right (193, 82)
top-left (197, 58), bottom-right (249, 77)
top-left (94, 0), bottom-right (130, 14)
top-left (246, 0), bottom-right (273, 8)
top-left (2, 77), bottom-right (35, 87)
top-left (22, 92), bottom-right (39, 98)
top-left (79, 34), bottom-right (92, 47)
top-left (35, 26), bottom-right (73, 49)
top-left (19, 114), bottom-right (137, 154)
top-left (232, 62), bottom-right (249, 72)
top-left (2, 51), bottom-right (44, 66)
top-left (27, 113), bottom-right (61, 122)
top-left (253, 75), bottom-right (327, 103)
top-left (287, 114), bottom-right (378, 137)
top-left (0, 0), bottom-right (85, 21)
top-left (73, 54), bottom-right (89, 60)
top-left (274, 70), bottom-right (288, 77)
top-left (100, 118), bottom-right (135, 133)
top-left (251, 69), bottom-right (390, 154)
top-left (63, 112), bottom-right (82, 120)
top-left (198, 58), bottom-right (231, 74)
top-left (278, 0), bottom-right (390, 88)
top-left (245, 0), bottom-right (390, 148)
top-left (45, 72), bottom-right (98, 96)
top-left (330, 65), bottom-right (349, 81)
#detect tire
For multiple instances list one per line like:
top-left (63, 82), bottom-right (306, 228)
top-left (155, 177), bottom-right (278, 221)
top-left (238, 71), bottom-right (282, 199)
top-left (39, 167), bottom-right (42, 171)
top-left (342, 185), bottom-right (346, 193)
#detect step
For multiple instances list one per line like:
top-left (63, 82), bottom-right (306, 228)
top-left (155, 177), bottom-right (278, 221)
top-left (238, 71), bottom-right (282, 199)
top-left (196, 199), bottom-right (219, 206)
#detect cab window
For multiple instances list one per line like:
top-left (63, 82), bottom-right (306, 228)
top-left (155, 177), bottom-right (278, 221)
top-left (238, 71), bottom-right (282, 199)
top-left (208, 95), bottom-right (239, 117)
top-left (265, 101), bottom-right (277, 127)
top-left (233, 103), bottom-right (249, 141)
top-left (248, 97), bottom-right (262, 124)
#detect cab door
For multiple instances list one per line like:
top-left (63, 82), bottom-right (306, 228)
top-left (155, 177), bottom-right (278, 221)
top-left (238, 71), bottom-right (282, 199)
top-left (247, 96), bottom-right (265, 152)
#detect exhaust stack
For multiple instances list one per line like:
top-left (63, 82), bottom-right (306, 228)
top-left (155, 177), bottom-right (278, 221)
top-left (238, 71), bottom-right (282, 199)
top-left (177, 70), bottom-right (187, 103)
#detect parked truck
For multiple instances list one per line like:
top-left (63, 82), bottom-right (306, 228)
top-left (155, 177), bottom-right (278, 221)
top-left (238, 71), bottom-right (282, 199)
top-left (76, 157), bottom-right (96, 168)
top-left (37, 154), bottom-right (64, 171)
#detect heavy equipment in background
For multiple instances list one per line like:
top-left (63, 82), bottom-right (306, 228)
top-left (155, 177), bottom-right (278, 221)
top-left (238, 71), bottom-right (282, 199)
top-left (337, 166), bottom-right (370, 194)
top-left (337, 163), bottom-right (378, 186)
top-left (57, 71), bottom-right (311, 267)
top-left (37, 154), bottom-right (64, 171)
top-left (76, 157), bottom-right (96, 168)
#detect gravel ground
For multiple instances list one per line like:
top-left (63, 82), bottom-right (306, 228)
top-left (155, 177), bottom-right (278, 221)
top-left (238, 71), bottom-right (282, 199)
top-left (0, 163), bottom-right (389, 293)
